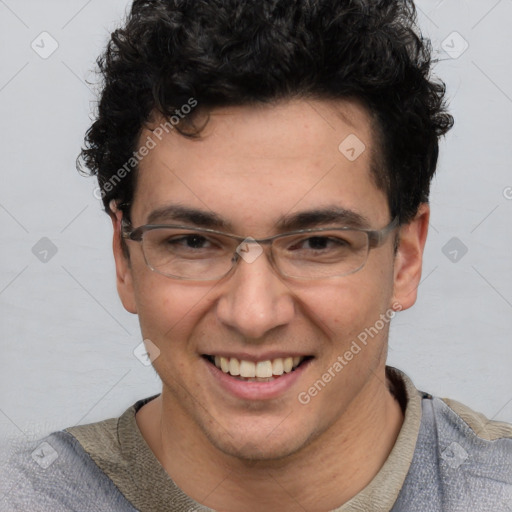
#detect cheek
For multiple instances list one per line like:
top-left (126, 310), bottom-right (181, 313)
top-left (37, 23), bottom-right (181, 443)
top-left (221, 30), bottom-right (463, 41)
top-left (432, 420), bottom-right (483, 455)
top-left (131, 266), bottom-right (214, 344)
top-left (303, 267), bottom-right (394, 343)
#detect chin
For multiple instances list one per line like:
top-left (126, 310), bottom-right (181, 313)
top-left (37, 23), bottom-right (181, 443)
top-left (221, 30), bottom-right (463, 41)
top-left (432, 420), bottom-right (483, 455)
top-left (202, 420), bottom-right (318, 463)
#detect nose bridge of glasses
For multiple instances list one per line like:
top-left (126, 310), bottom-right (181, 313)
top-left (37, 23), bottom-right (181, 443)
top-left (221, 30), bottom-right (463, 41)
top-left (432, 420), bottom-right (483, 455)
top-left (232, 236), bottom-right (273, 268)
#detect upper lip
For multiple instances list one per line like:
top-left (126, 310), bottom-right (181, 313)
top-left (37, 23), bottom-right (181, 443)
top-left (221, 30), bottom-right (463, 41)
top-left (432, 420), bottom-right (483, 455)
top-left (202, 352), bottom-right (312, 361)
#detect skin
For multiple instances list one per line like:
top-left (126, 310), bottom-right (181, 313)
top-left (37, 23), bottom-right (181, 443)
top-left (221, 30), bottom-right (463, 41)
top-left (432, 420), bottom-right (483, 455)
top-left (110, 98), bottom-right (429, 512)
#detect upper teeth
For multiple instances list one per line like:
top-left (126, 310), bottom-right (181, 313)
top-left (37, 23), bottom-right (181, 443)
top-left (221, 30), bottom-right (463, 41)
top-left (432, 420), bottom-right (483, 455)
top-left (213, 356), bottom-right (304, 378)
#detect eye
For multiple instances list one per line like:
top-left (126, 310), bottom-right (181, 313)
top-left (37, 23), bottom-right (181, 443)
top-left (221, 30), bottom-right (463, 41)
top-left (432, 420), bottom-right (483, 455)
top-left (304, 236), bottom-right (343, 250)
top-left (289, 235), bottom-right (350, 252)
top-left (167, 234), bottom-right (213, 249)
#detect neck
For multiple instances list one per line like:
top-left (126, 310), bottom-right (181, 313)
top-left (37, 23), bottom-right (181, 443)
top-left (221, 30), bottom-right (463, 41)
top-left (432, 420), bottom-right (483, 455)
top-left (136, 368), bottom-right (404, 512)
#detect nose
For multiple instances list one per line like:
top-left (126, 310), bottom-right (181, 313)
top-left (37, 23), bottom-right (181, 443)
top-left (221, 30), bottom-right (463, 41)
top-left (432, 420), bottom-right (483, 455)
top-left (215, 246), bottom-right (296, 340)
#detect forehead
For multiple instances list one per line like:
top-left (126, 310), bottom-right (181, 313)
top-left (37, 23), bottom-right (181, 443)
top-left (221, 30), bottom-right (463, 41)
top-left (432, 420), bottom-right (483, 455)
top-left (131, 98), bottom-right (388, 232)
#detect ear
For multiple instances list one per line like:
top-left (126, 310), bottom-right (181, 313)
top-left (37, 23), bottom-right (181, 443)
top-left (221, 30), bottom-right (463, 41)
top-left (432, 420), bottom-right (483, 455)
top-left (392, 203), bottom-right (430, 311)
top-left (110, 204), bottom-right (138, 314)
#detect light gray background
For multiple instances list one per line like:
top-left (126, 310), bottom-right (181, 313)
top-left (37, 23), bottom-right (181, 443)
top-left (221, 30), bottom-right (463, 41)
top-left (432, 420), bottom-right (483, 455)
top-left (0, 0), bottom-right (511, 445)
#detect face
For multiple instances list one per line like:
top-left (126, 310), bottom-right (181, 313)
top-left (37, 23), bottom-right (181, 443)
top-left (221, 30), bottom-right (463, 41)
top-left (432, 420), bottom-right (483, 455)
top-left (112, 98), bottom-right (427, 461)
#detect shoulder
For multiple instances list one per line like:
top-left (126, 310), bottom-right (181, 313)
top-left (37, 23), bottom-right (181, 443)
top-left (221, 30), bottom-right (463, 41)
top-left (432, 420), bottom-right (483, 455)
top-left (422, 395), bottom-right (512, 464)
top-left (440, 397), bottom-right (512, 442)
top-left (395, 391), bottom-right (512, 512)
top-left (0, 429), bottom-right (137, 512)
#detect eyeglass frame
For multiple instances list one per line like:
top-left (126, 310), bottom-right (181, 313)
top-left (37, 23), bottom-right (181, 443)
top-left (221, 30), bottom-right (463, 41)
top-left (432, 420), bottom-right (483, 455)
top-left (116, 206), bottom-right (400, 281)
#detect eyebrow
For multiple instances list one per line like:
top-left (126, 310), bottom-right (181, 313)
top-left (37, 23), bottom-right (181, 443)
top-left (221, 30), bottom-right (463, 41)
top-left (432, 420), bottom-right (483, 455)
top-left (146, 205), bottom-right (232, 230)
top-left (276, 207), bottom-right (370, 231)
top-left (145, 204), bottom-right (371, 232)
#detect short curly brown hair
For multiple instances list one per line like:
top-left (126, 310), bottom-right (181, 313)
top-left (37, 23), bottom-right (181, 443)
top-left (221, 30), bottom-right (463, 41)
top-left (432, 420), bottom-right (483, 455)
top-left (79, 0), bottom-right (453, 224)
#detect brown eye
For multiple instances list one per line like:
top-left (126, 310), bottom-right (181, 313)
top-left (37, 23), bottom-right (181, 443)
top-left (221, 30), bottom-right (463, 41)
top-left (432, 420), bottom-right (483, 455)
top-left (168, 234), bottom-right (211, 249)
top-left (288, 236), bottom-right (350, 252)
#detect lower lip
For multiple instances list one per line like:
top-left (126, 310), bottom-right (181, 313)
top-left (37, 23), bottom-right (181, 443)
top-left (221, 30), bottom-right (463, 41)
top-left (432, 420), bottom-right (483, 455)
top-left (203, 357), bottom-right (312, 401)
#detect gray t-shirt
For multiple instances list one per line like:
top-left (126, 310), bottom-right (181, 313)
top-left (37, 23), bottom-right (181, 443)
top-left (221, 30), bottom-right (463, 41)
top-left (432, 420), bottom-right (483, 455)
top-left (2, 367), bottom-right (512, 511)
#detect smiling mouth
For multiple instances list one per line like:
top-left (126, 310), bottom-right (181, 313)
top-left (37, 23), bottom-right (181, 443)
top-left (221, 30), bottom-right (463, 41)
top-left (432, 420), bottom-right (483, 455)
top-left (203, 355), bottom-right (312, 382)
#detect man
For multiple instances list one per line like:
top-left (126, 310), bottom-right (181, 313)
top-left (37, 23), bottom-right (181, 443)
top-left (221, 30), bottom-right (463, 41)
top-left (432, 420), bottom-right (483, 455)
top-left (3, 0), bottom-right (512, 511)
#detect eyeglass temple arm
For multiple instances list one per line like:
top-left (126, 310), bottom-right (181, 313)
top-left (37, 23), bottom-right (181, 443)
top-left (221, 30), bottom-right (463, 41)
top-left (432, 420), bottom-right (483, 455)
top-left (368, 217), bottom-right (400, 247)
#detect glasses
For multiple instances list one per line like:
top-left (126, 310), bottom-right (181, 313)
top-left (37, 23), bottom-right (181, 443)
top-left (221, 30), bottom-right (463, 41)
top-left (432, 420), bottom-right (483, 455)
top-left (121, 217), bottom-right (399, 281)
